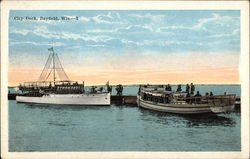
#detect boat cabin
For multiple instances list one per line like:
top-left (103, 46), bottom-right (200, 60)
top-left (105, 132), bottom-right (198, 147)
top-left (139, 84), bottom-right (236, 105)
top-left (19, 80), bottom-right (85, 95)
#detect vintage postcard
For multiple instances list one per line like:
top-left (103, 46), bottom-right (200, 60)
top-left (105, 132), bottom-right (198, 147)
top-left (1, 1), bottom-right (249, 159)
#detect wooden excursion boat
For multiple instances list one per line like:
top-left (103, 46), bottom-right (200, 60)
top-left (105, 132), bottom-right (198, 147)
top-left (137, 85), bottom-right (236, 114)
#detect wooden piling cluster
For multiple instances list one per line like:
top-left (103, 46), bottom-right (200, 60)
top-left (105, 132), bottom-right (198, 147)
top-left (8, 93), bottom-right (19, 100)
top-left (111, 95), bottom-right (137, 105)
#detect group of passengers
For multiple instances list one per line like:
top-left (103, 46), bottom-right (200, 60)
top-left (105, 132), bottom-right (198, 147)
top-left (174, 83), bottom-right (215, 104)
top-left (165, 83), bottom-right (196, 94)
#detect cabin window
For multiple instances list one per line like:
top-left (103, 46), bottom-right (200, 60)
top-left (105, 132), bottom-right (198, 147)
top-left (155, 98), bottom-right (158, 103)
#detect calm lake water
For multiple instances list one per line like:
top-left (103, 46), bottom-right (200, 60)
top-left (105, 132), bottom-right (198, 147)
top-left (9, 85), bottom-right (241, 151)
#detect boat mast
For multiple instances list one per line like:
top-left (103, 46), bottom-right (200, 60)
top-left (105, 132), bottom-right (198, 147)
top-left (38, 47), bottom-right (70, 82)
top-left (52, 47), bottom-right (56, 85)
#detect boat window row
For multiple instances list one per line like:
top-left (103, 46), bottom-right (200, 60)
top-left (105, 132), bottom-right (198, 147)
top-left (141, 92), bottom-right (235, 105)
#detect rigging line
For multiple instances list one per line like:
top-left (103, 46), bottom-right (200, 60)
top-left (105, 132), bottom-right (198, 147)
top-left (45, 68), bottom-right (53, 81)
top-left (55, 53), bottom-right (70, 80)
top-left (53, 67), bottom-right (63, 69)
top-left (39, 70), bottom-right (48, 81)
top-left (38, 53), bottom-right (53, 81)
top-left (39, 66), bottom-right (52, 81)
top-left (57, 69), bottom-right (67, 80)
top-left (52, 49), bottom-right (56, 83)
top-left (38, 53), bottom-right (52, 80)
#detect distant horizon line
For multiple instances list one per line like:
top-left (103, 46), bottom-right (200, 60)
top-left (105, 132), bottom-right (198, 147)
top-left (8, 83), bottom-right (241, 88)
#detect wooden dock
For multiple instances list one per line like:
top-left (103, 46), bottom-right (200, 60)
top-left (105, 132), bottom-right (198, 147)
top-left (111, 95), bottom-right (137, 105)
top-left (7, 93), bottom-right (240, 109)
top-left (8, 93), bottom-right (19, 100)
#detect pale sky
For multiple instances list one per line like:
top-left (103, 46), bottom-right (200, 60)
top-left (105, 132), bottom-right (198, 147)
top-left (9, 10), bottom-right (240, 86)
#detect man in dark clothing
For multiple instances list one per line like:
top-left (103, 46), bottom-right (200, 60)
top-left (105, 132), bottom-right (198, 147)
top-left (165, 85), bottom-right (168, 91)
top-left (186, 84), bottom-right (190, 93)
top-left (195, 91), bottom-right (201, 97)
top-left (209, 92), bottom-right (214, 100)
top-left (116, 84), bottom-right (123, 96)
top-left (186, 92), bottom-right (191, 103)
top-left (99, 87), bottom-right (103, 92)
top-left (167, 84), bottom-right (172, 91)
top-left (177, 84), bottom-right (182, 92)
top-left (194, 91), bottom-right (202, 103)
top-left (190, 83), bottom-right (195, 95)
top-left (107, 85), bottom-right (112, 93)
top-left (91, 86), bottom-right (97, 93)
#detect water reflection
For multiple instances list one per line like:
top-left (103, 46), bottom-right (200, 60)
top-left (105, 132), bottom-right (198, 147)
top-left (22, 103), bottom-right (110, 111)
top-left (139, 107), bottom-right (176, 118)
top-left (139, 108), bottom-right (172, 125)
top-left (47, 122), bottom-right (69, 127)
top-left (139, 107), bottom-right (236, 127)
top-left (20, 101), bottom-right (236, 127)
top-left (183, 114), bottom-right (236, 127)
top-left (47, 121), bottom-right (79, 127)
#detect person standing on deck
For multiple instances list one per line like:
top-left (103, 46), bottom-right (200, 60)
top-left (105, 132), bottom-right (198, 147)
top-left (106, 81), bottom-right (112, 93)
top-left (190, 83), bottom-right (195, 95)
top-left (186, 84), bottom-right (190, 93)
top-left (177, 84), bottom-right (182, 92)
top-left (186, 92), bottom-right (191, 104)
top-left (169, 84), bottom-right (172, 91)
top-left (116, 84), bottom-right (123, 96)
top-left (166, 84), bottom-right (172, 91)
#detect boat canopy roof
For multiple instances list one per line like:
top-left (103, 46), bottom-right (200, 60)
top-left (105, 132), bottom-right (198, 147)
top-left (141, 89), bottom-right (172, 96)
top-left (20, 80), bottom-right (83, 87)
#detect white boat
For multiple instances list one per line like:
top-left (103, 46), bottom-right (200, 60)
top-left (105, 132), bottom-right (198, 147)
top-left (16, 92), bottom-right (110, 106)
top-left (16, 47), bottom-right (111, 106)
top-left (137, 85), bottom-right (236, 114)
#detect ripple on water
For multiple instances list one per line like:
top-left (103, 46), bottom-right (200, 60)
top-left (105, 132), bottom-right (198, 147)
top-left (9, 98), bottom-right (241, 151)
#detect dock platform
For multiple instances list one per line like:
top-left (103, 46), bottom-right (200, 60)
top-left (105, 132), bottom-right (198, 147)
top-left (111, 95), bottom-right (137, 105)
top-left (8, 93), bottom-right (19, 100)
top-left (7, 93), bottom-right (240, 109)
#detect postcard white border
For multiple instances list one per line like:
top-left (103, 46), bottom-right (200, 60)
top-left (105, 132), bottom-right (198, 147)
top-left (1, 1), bottom-right (249, 159)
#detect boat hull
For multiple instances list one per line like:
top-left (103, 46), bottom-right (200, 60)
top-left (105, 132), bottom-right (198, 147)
top-left (137, 96), bottom-right (235, 114)
top-left (16, 93), bottom-right (111, 106)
